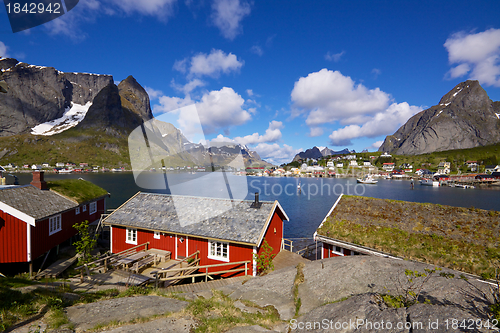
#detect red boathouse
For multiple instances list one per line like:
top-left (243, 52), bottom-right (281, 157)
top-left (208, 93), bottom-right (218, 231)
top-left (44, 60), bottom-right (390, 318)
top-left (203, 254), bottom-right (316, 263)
top-left (0, 172), bottom-right (108, 271)
top-left (103, 192), bottom-right (289, 276)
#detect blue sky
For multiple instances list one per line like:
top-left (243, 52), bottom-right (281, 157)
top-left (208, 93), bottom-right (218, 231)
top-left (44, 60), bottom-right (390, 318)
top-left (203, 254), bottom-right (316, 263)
top-left (1, 0), bottom-right (500, 164)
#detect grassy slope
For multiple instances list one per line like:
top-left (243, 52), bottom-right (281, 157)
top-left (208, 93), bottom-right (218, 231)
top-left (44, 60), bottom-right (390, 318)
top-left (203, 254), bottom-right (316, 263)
top-left (0, 128), bottom-right (131, 168)
top-left (317, 195), bottom-right (500, 277)
top-left (47, 179), bottom-right (109, 204)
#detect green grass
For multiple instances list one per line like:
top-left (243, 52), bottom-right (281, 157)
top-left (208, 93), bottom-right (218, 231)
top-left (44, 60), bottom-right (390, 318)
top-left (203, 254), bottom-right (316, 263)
top-left (0, 128), bottom-right (132, 168)
top-left (47, 179), bottom-right (108, 203)
top-left (185, 290), bottom-right (281, 333)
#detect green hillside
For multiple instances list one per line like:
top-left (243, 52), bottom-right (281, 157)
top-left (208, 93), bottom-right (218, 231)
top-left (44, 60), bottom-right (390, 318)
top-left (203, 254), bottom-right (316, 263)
top-left (0, 128), bottom-right (131, 168)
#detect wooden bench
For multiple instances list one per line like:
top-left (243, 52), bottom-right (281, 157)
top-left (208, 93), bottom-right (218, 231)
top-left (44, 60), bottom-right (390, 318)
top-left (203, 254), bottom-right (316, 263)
top-left (133, 255), bottom-right (155, 274)
top-left (147, 249), bottom-right (171, 263)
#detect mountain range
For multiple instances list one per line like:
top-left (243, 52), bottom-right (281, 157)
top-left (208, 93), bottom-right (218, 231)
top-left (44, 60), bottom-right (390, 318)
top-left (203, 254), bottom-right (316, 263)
top-left (0, 58), bottom-right (268, 168)
top-left (378, 80), bottom-right (500, 155)
top-left (292, 147), bottom-right (353, 162)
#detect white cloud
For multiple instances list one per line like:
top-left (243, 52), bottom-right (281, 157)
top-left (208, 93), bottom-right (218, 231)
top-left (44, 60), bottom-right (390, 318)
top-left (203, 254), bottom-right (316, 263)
top-left (195, 87), bottom-right (251, 133)
top-left (211, 0), bottom-right (251, 40)
top-left (233, 121), bottom-right (283, 145)
top-left (369, 141), bottom-right (384, 150)
top-left (145, 87), bottom-right (163, 100)
top-left (444, 28), bottom-right (500, 87)
top-left (153, 95), bottom-right (194, 114)
top-left (170, 78), bottom-right (205, 95)
top-left (325, 51), bottom-right (345, 62)
top-left (0, 41), bottom-right (9, 58)
top-left (309, 127), bottom-right (324, 137)
top-left (44, 0), bottom-right (176, 39)
top-left (253, 143), bottom-right (302, 165)
top-left (175, 49), bottom-right (244, 79)
top-left (291, 69), bottom-right (391, 126)
top-left (371, 68), bottom-right (381, 79)
top-left (250, 45), bottom-right (263, 56)
top-left (153, 87), bottom-right (251, 135)
top-left (328, 102), bottom-right (422, 146)
top-left (108, 0), bottom-right (177, 19)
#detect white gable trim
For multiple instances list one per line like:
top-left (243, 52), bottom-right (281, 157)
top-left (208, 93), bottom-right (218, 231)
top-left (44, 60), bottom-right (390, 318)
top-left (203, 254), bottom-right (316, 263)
top-left (0, 201), bottom-right (35, 226)
top-left (27, 224), bottom-right (32, 262)
top-left (313, 193), bottom-right (343, 240)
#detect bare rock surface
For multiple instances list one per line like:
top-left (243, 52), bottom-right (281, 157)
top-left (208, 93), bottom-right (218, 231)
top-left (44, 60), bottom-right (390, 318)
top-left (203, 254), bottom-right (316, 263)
top-left (65, 296), bottom-right (188, 331)
top-left (98, 317), bottom-right (194, 333)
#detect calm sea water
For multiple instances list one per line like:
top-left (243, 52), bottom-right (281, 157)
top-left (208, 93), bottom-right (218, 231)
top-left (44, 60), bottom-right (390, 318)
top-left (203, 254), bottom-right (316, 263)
top-left (12, 172), bottom-right (500, 239)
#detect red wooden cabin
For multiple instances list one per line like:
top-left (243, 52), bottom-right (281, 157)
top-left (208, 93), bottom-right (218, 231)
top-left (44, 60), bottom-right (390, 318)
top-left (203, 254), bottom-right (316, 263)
top-left (103, 192), bottom-right (289, 277)
top-left (0, 172), bottom-right (108, 272)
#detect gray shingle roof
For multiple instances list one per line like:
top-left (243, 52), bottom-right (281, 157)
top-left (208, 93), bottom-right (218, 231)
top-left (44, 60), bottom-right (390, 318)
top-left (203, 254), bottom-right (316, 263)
top-left (0, 185), bottom-right (77, 221)
top-left (103, 193), bottom-right (286, 245)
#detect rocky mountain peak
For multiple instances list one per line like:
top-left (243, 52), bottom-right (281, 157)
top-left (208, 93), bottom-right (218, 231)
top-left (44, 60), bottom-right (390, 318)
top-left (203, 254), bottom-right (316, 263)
top-left (438, 80), bottom-right (491, 110)
top-left (378, 80), bottom-right (500, 155)
top-left (118, 75), bottom-right (153, 121)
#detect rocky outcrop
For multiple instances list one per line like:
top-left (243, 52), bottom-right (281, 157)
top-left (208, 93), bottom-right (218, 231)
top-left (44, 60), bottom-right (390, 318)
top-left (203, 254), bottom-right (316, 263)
top-left (379, 80), bottom-right (500, 155)
top-left (76, 83), bottom-right (145, 134)
top-left (0, 58), bottom-right (113, 137)
top-left (118, 75), bottom-right (153, 122)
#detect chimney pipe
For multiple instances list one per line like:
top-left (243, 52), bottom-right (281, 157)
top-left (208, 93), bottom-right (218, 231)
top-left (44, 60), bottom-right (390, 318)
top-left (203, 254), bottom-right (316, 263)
top-left (251, 192), bottom-right (261, 208)
top-left (31, 171), bottom-right (48, 190)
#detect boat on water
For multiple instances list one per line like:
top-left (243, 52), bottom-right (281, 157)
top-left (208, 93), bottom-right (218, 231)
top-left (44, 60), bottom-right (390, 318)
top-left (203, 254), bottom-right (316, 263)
top-left (357, 175), bottom-right (378, 184)
top-left (455, 184), bottom-right (475, 189)
top-left (419, 178), bottom-right (440, 186)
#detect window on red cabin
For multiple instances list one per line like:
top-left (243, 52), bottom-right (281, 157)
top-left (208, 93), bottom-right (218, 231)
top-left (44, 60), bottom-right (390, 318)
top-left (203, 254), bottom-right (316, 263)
top-left (49, 214), bottom-right (62, 235)
top-left (89, 202), bottom-right (97, 215)
top-left (126, 228), bottom-right (137, 245)
top-left (208, 241), bottom-right (229, 261)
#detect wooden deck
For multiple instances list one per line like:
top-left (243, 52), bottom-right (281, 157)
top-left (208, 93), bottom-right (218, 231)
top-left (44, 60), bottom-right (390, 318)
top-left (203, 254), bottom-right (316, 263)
top-left (165, 275), bottom-right (251, 293)
top-left (273, 250), bottom-right (310, 271)
top-left (35, 254), bottom-right (79, 279)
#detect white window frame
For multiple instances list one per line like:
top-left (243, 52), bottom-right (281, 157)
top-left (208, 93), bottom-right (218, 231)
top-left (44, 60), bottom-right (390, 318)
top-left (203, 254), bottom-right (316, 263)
top-left (332, 246), bottom-right (344, 256)
top-left (126, 228), bottom-right (137, 245)
top-left (208, 240), bottom-right (229, 262)
top-left (49, 214), bottom-right (62, 235)
top-left (89, 201), bottom-right (97, 215)
top-left (82, 204), bottom-right (87, 212)
top-left (75, 207), bottom-right (80, 215)
top-left (154, 231), bottom-right (160, 239)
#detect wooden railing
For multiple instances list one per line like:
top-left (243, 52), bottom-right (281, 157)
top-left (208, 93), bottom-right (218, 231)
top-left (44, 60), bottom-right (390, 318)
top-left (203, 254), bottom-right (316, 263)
top-left (296, 243), bottom-right (317, 258)
top-left (75, 242), bottom-right (150, 280)
top-left (151, 257), bottom-right (251, 287)
top-left (281, 238), bottom-right (293, 252)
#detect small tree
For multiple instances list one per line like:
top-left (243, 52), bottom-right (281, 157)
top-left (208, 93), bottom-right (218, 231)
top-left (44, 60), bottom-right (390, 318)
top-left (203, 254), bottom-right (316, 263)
top-left (254, 240), bottom-right (275, 275)
top-left (73, 220), bottom-right (97, 265)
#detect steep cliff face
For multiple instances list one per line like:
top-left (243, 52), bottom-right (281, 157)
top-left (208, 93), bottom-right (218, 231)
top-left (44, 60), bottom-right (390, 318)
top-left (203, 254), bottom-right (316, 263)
top-left (0, 58), bottom-right (113, 136)
top-left (378, 80), bottom-right (500, 155)
top-left (118, 76), bottom-right (153, 122)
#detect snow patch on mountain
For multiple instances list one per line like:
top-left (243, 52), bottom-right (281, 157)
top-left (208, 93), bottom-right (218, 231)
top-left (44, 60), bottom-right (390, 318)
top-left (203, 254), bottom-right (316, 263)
top-left (31, 102), bottom-right (92, 136)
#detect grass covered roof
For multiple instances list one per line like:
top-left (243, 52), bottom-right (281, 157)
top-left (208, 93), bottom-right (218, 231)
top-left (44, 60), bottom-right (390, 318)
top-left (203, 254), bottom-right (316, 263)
top-left (47, 179), bottom-right (109, 204)
top-left (316, 195), bottom-right (500, 278)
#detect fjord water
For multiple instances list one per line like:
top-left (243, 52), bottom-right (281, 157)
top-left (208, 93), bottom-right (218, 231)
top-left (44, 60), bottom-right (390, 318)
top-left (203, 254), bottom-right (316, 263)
top-left (13, 172), bottom-right (500, 239)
